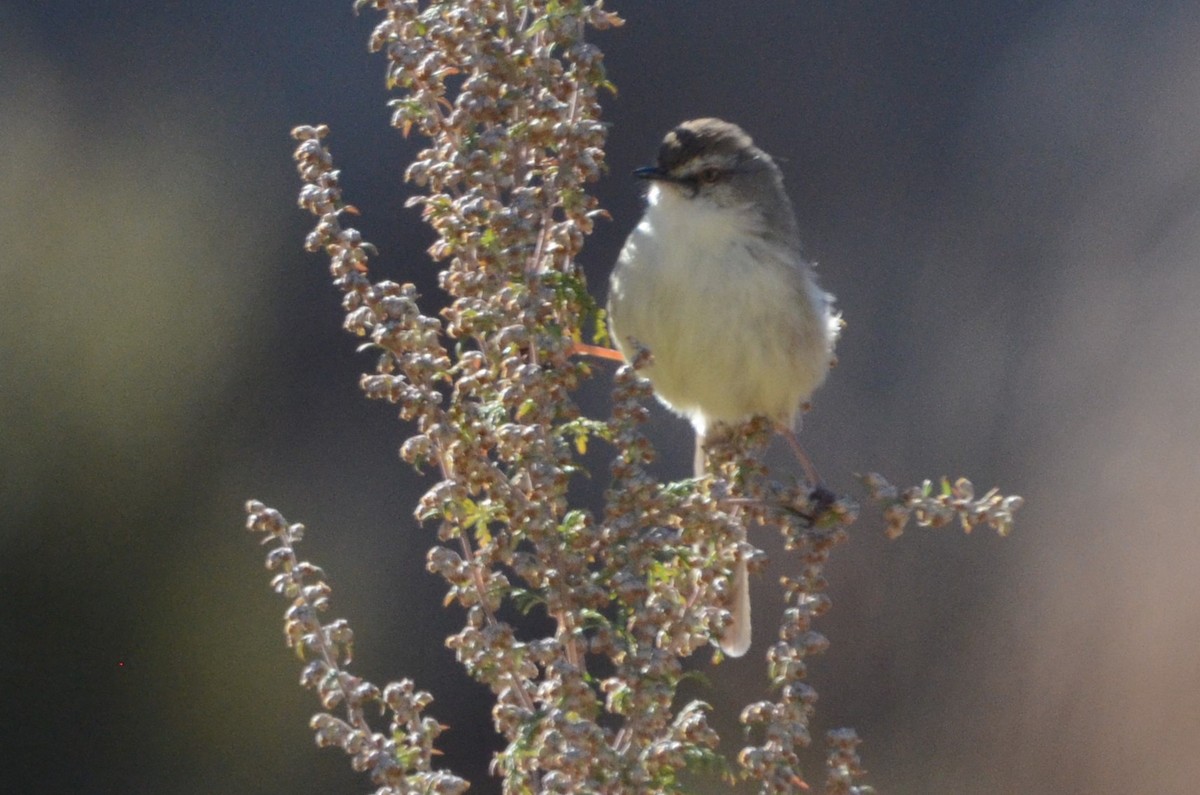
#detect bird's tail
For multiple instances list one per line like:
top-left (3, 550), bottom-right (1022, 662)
top-left (722, 553), bottom-right (752, 657)
top-left (697, 430), bottom-right (752, 657)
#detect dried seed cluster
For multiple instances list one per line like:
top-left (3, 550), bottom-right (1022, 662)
top-left (246, 501), bottom-right (469, 795)
top-left (248, 2), bottom-right (1022, 793)
top-left (702, 421), bottom-right (869, 794)
top-left (861, 473), bottom-right (1024, 540)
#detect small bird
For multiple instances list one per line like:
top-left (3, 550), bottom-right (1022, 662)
top-left (607, 118), bottom-right (840, 657)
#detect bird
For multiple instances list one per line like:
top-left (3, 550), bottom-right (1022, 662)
top-left (606, 118), bottom-right (841, 657)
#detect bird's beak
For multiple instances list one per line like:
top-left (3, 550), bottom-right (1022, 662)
top-left (634, 165), bottom-right (667, 181)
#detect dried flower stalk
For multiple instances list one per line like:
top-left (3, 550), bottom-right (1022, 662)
top-left (245, 2), bottom-right (1022, 793)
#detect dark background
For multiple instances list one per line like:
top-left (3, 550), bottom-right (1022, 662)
top-left (4, 2), bottom-right (1200, 793)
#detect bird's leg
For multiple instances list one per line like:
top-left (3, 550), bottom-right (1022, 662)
top-left (778, 424), bottom-right (822, 487)
top-left (777, 424), bottom-right (840, 521)
top-left (565, 341), bottom-right (625, 362)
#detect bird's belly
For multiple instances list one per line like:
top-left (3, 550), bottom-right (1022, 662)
top-left (611, 234), bottom-right (829, 433)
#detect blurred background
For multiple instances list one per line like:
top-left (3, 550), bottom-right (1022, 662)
top-left (3, 1), bottom-right (1199, 792)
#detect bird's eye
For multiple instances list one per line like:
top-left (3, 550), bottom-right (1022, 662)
top-left (697, 167), bottom-right (722, 184)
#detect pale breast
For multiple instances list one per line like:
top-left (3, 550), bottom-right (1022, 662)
top-left (608, 187), bottom-right (834, 434)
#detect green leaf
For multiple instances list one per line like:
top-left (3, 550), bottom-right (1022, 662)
top-left (510, 588), bottom-right (545, 615)
top-left (516, 398), bottom-right (538, 419)
top-left (558, 509), bottom-right (589, 537)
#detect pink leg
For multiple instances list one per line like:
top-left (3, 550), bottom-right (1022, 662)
top-left (779, 425), bottom-right (822, 487)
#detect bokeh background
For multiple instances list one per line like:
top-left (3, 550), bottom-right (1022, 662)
top-left (4, 1), bottom-right (1199, 792)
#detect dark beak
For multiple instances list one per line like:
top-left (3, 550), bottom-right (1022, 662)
top-left (634, 165), bottom-right (667, 181)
